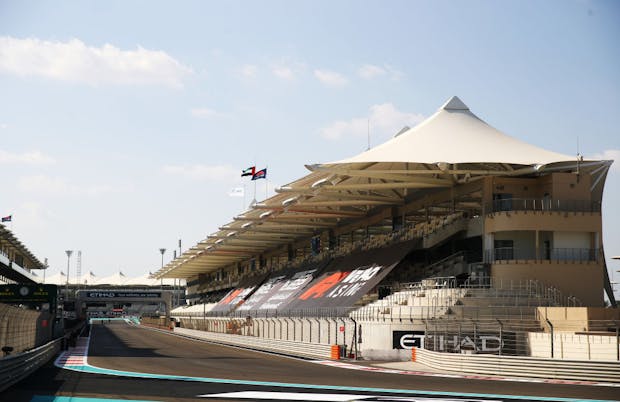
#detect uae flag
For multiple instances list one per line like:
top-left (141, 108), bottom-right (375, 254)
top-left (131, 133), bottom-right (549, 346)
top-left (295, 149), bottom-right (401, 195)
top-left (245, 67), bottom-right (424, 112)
top-left (241, 166), bottom-right (255, 177)
top-left (252, 168), bottom-right (267, 180)
top-left (1, 215), bottom-right (11, 222)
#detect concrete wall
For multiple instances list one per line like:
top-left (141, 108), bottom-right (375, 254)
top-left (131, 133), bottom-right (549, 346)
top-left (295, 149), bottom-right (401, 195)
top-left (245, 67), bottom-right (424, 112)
top-left (537, 307), bottom-right (620, 331)
top-left (485, 212), bottom-right (601, 233)
top-left (554, 231), bottom-right (590, 249)
top-left (491, 262), bottom-right (604, 306)
top-left (494, 231), bottom-right (535, 251)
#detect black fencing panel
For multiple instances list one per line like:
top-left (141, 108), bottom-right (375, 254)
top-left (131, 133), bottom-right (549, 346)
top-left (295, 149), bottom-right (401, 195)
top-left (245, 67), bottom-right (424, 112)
top-left (237, 259), bottom-right (332, 313)
top-left (281, 241), bottom-right (416, 311)
top-left (209, 273), bottom-right (268, 313)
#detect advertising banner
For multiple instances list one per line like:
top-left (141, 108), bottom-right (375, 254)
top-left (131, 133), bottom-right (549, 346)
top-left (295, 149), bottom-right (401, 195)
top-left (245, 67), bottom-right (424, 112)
top-left (210, 287), bottom-right (257, 312)
top-left (209, 273), bottom-right (268, 313)
top-left (236, 276), bottom-right (287, 311)
top-left (392, 330), bottom-right (425, 349)
top-left (237, 259), bottom-right (331, 312)
top-left (282, 241), bottom-right (416, 311)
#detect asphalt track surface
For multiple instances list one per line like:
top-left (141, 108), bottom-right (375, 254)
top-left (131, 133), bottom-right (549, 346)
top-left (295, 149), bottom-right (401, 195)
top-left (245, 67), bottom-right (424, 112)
top-left (2, 321), bottom-right (619, 401)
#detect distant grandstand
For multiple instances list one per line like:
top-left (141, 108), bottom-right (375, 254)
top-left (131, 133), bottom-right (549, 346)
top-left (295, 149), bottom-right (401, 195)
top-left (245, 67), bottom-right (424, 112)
top-left (154, 96), bottom-right (616, 359)
top-left (0, 223), bottom-right (46, 284)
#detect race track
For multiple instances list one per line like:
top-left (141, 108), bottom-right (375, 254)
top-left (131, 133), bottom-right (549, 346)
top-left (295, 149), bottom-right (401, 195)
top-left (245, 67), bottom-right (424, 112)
top-left (2, 321), bottom-right (618, 401)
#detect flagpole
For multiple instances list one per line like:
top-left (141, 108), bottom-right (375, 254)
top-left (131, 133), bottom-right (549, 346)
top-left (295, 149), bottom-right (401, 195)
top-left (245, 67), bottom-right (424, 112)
top-left (265, 166), bottom-right (268, 200)
top-left (254, 159), bottom-right (257, 202)
top-left (243, 183), bottom-right (246, 211)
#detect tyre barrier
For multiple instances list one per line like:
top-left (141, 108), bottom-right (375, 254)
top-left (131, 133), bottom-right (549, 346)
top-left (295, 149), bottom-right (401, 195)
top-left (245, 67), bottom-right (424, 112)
top-left (414, 347), bottom-right (620, 383)
top-left (0, 338), bottom-right (61, 392)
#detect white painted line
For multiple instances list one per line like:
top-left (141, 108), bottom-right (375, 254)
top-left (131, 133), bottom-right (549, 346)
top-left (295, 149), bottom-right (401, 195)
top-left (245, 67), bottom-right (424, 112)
top-left (198, 391), bottom-right (372, 400)
top-left (198, 391), bottom-right (505, 401)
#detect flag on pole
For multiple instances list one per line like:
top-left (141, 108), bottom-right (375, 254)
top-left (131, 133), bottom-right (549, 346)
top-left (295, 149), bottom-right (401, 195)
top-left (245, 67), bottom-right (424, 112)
top-left (1, 215), bottom-right (11, 222)
top-left (252, 168), bottom-right (267, 180)
top-left (228, 187), bottom-right (244, 197)
top-left (241, 166), bottom-right (255, 177)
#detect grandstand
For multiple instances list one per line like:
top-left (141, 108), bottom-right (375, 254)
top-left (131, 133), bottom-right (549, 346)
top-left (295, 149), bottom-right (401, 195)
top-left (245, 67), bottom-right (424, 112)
top-left (0, 224), bottom-right (46, 284)
top-left (154, 96), bottom-right (617, 360)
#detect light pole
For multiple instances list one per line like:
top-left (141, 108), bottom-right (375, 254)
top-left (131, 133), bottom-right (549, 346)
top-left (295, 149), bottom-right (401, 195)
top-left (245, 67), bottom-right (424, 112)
top-left (65, 250), bottom-right (73, 299)
top-left (159, 247), bottom-right (166, 312)
top-left (159, 248), bottom-right (166, 287)
top-left (159, 248), bottom-right (166, 268)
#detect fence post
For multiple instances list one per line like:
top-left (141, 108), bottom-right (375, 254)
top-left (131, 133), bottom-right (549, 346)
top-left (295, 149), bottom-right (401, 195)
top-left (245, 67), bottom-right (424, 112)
top-left (616, 323), bottom-right (620, 361)
top-left (546, 318), bottom-right (554, 358)
top-left (497, 319), bottom-right (503, 356)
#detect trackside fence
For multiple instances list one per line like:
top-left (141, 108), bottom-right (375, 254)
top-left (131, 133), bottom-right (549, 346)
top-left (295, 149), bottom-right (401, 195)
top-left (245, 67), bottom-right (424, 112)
top-left (419, 318), bottom-right (620, 361)
top-left (0, 303), bottom-right (54, 354)
top-left (173, 327), bottom-right (335, 360)
top-left (175, 316), bottom-right (357, 352)
top-left (415, 347), bottom-right (620, 383)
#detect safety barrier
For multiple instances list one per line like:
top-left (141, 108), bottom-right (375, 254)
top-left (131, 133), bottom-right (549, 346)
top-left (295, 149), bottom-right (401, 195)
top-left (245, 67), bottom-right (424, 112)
top-left (0, 338), bottom-right (61, 392)
top-left (0, 303), bottom-right (53, 354)
top-left (173, 327), bottom-right (335, 360)
top-left (415, 347), bottom-right (620, 383)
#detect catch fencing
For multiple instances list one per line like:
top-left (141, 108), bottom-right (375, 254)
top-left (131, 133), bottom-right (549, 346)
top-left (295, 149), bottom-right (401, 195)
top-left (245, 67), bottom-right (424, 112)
top-left (415, 347), bottom-right (620, 383)
top-left (173, 327), bottom-right (336, 360)
top-left (419, 318), bottom-right (620, 361)
top-left (0, 303), bottom-right (54, 355)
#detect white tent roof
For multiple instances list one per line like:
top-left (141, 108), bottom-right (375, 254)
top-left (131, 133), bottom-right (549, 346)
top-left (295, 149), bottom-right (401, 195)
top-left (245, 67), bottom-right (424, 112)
top-left (327, 96), bottom-right (575, 166)
top-left (39, 270), bottom-right (186, 286)
top-left (78, 271), bottom-right (98, 286)
top-left (43, 271), bottom-right (67, 285)
top-left (123, 273), bottom-right (160, 286)
top-left (91, 271), bottom-right (128, 286)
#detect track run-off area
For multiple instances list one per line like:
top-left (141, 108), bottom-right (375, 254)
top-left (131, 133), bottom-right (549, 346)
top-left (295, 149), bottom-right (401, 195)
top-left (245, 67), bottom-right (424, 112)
top-left (1, 321), bottom-right (618, 402)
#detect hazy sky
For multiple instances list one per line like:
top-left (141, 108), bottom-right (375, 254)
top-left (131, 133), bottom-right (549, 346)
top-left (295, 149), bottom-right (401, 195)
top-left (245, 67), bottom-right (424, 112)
top-left (1, 1), bottom-right (618, 296)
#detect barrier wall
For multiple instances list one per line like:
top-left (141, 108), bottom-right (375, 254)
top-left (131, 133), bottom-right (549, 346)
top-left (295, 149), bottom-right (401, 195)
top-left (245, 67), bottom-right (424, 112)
top-left (0, 303), bottom-right (53, 354)
top-left (415, 347), bottom-right (620, 383)
top-left (528, 332), bottom-right (620, 361)
top-left (0, 338), bottom-right (61, 392)
top-left (177, 316), bottom-right (356, 351)
top-left (173, 327), bottom-right (335, 360)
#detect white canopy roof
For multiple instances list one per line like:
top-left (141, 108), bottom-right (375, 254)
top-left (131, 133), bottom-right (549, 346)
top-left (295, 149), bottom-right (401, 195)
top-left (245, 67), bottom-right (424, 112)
top-left (153, 96), bottom-right (612, 280)
top-left (327, 96), bottom-right (575, 166)
top-left (43, 271), bottom-right (67, 285)
top-left (79, 271), bottom-right (98, 286)
top-left (95, 271), bottom-right (128, 286)
top-left (40, 270), bottom-right (185, 286)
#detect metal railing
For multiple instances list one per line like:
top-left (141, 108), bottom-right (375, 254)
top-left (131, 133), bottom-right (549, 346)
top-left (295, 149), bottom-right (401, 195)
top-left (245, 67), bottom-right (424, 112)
top-left (486, 198), bottom-right (601, 214)
top-left (0, 338), bottom-right (61, 392)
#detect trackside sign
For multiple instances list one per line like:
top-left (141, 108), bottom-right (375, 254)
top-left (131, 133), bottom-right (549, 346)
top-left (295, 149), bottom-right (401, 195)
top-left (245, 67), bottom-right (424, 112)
top-left (86, 291), bottom-right (162, 298)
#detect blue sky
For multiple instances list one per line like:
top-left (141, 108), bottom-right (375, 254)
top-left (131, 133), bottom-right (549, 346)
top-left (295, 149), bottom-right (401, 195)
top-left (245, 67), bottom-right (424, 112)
top-left (0, 0), bottom-right (618, 296)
